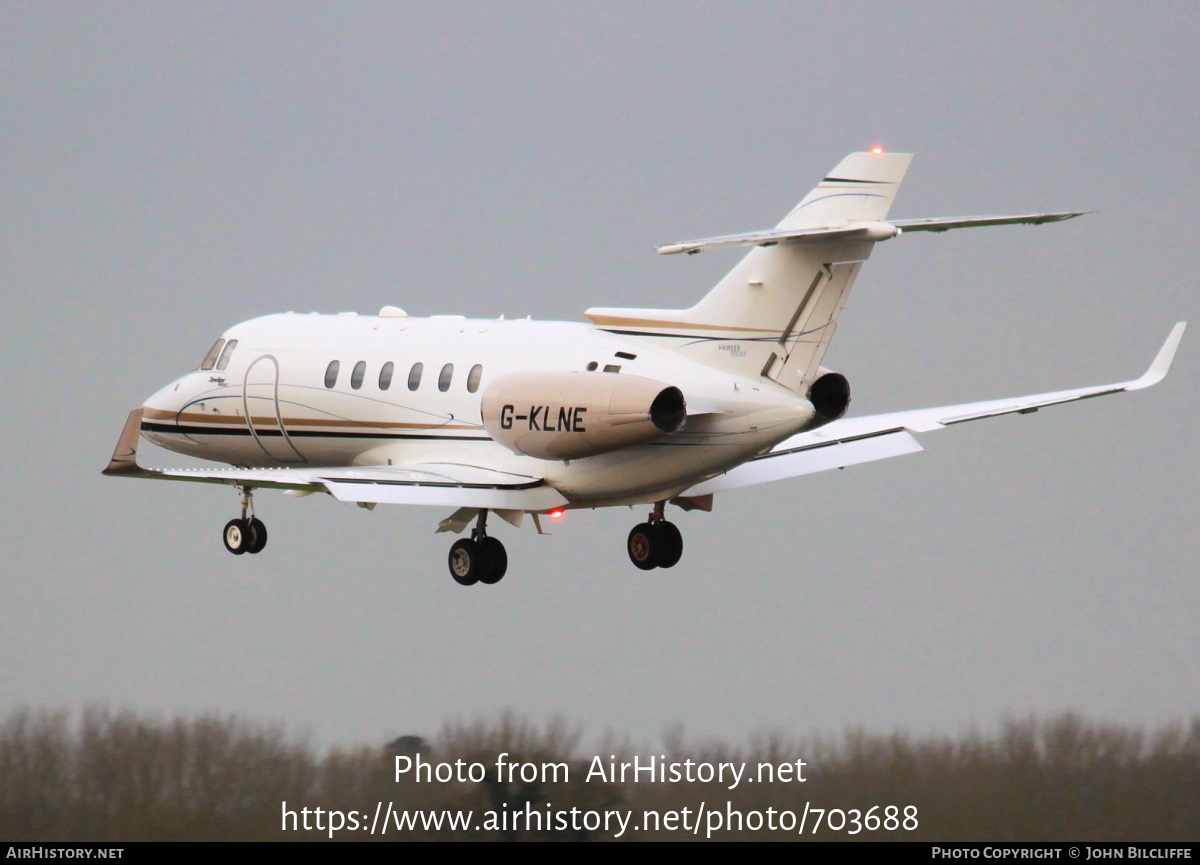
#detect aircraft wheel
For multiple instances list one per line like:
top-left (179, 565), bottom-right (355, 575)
top-left (223, 518), bottom-right (252, 555)
top-left (655, 521), bottom-right (683, 568)
top-left (478, 537), bottom-right (508, 585)
top-left (448, 538), bottom-right (489, 586)
top-left (247, 518), bottom-right (268, 554)
top-left (627, 523), bottom-right (659, 570)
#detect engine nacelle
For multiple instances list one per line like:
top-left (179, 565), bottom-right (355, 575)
top-left (481, 372), bottom-right (687, 460)
top-left (807, 370), bottom-right (851, 423)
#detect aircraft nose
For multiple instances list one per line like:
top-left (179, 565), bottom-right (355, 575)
top-left (142, 374), bottom-right (196, 418)
top-left (143, 382), bottom-right (177, 412)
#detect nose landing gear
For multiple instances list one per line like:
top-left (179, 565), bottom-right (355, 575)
top-left (222, 486), bottom-right (268, 555)
top-left (447, 511), bottom-right (508, 586)
top-left (627, 501), bottom-right (683, 571)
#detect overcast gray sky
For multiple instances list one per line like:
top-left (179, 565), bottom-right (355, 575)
top-left (1, 2), bottom-right (1196, 752)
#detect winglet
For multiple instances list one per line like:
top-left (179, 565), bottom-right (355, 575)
top-left (102, 408), bottom-right (150, 476)
top-left (1127, 322), bottom-right (1186, 391)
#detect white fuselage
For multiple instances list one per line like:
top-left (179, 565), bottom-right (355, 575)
top-left (141, 312), bottom-right (820, 507)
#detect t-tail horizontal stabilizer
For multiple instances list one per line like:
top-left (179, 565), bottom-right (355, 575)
top-left (656, 212), bottom-right (1089, 255)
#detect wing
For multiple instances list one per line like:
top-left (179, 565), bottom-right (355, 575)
top-left (683, 322), bottom-right (1186, 496)
top-left (102, 411), bottom-right (568, 511)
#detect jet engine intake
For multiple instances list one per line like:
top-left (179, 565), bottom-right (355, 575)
top-left (482, 372), bottom-right (686, 460)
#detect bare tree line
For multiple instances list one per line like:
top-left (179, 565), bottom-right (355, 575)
top-left (1, 707), bottom-right (1197, 840)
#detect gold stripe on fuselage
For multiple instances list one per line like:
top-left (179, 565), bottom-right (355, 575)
top-left (142, 408), bottom-right (483, 431)
top-left (583, 315), bottom-right (781, 333)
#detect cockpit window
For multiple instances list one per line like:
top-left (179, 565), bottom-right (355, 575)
top-left (215, 339), bottom-right (238, 371)
top-left (199, 339), bottom-right (225, 371)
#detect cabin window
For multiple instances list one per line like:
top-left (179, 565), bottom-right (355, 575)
top-left (351, 360), bottom-right (366, 390)
top-left (408, 362), bottom-right (423, 391)
top-left (199, 339), bottom-right (225, 371)
top-left (379, 361), bottom-right (394, 391)
top-left (215, 339), bottom-right (238, 371)
top-left (438, 363), bottom-right (454, 392)
top-left (586, 361), bottom-right (598, 371)
top-left (466, 364), bottom-right (483, 393)
top-left (325, 360), bottom-right (340, 389)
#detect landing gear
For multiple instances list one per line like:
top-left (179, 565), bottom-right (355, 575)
top-left (655, 520), bottom-right (683, 568)
top-left (224, 518), bottom-right (254, 555)
top-left (627, 523), bottom-right (659, 570)
top-left (222, 486), bottom-right (268, 556)
top-left (448, 538), bottom-right (488, 585)
top-left (626, 502), bottom-right (684, 570)
top-left (478, 536), bottom-right (508, 585)
top-left (447, 511), bottom-right (507, 586)
top-left (247, 517), bottom-right (267, 554)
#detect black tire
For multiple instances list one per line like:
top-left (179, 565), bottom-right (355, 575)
top-left (478, 537), bottom-right (508, 585)
top-left (448, 538), bottom-right (489, 586)
top-left (627, 523), bottom-right (659, 570)
top-left (655, 521), bottom-right (683, 568)
top-left (223, 518), bottom-right (252, 555)
top-left (247, 518), bottom-right (268, 554)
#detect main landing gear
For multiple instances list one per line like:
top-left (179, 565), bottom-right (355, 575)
top-left (627, 501), bottom-right (683, 571)
top-left (222, 486), bottom-right (268, 555)
top-left (447, 511), bottom-right (508, 587)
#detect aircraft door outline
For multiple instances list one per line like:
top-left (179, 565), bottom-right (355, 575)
top-left (242, 354), bottom-right (307, 464)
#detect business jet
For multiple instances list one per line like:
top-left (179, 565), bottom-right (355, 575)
top-left (104, 150), bottom-right (1185, 586)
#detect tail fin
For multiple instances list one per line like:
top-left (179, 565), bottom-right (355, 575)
top-left (586, 151), bottom-right (913, 391)
top-left (777, 150), bottom-right (912, 229)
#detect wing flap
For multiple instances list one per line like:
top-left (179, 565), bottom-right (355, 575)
top-left (321, 480), bottom-right (567, 510)
top-left (686, 430), bottom-right (923, 495)
top-left (316, 461), bottom-right (566, 510)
